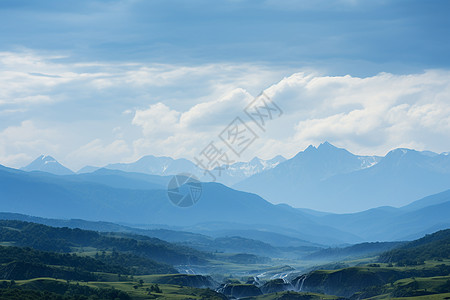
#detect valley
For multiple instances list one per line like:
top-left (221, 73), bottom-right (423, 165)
top-left (0, 144), bottom-right (449, 299)
top-left (0, 218), bottom-right (449, 299)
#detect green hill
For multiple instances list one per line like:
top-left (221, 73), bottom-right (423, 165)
top-left (0, 220), bottom-right (208, 265)
top-left (379, 229), bottom-right (450, 266)
top-left (292, 229), bottom-right (450, 298)
top-left (304, 241), bottom-right (404, 261)
top-left (0, 245), bottom-right (177, 279)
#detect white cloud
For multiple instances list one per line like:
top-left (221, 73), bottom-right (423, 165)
top-left (0, 51), bottom-right (287, 113)
top-left (130, 70), bottom-right (450, 162)
top-left (0, 50), bottom-right (286, 168)
top-left (132, 103), bottom-right (181, 137)
top-left (0, 120), bottom-right (61, 167)
top-left (180, 88), bottom-right (252, 130)
top-left (67, 139), bottom-right (131, 170)
top-left (267, 70), bottom-right (450, 157)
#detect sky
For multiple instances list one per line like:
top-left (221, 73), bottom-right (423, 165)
top-left (0, 0), bottom-right (450, 171)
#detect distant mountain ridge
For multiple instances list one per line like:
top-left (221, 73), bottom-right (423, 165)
top-left (73, 154), bottom-right (284, 186)
top-left (21, 153), bottom-right (285, 185)
top-left (316, 188), bottom-right (450, 241)
top-left (105, 155), bottom-right (200, 177)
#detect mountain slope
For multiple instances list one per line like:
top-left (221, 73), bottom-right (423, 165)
top-left (379, 228), bottom-right (450, 265)
top-left (20, 155), bottom-right (74, 175)
top-left (315, 189), bottom-right (450, 241)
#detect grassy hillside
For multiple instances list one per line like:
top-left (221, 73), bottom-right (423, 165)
top-left (291, 229), bottom-right (450, 298)
top-left (242, 291), bottom-right (343, 299)
top-left (352, 275), bottom-right (450, 299)
top-left (0, 218), bottom-right (448, 299)
top-left (379, 229), bottom-right (450, 266)
top-left (0, 220), bottom-right (208, 265)
top-left (294, 264), bottom-right (450, 298)
top-left (0, 220), bottom-right (229, 299)
top-left (0, 279), bottom-right (131, 299)
top-left (304, 241), bottom-right (404, 261)
top-left (0, 278), bottom-right (228, 300)
top-left (0, 245), bottom-right (177, 279)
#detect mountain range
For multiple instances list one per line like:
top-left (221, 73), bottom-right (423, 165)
top-left (20, 142), bottom-right (450, 212)
top-left (0, 164), bottom-right (354, 245)
top-left (1, 161), bottom-right (450, 245)
top-left (56, 154), bottom-right (285, 186)
top-left (8, 142), bottom-right (450, 247)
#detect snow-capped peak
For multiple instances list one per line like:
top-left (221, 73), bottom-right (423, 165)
top-left (21, 155), bottom-right (74, 175)
top-left (40, 155), bottom-right (57, 164)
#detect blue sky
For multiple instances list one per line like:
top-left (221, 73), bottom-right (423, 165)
top-left (2, 0), bottom-right (450, 72)
top-left (1, 0), bottom-right (450, 170)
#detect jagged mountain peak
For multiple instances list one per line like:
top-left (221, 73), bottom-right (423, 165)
top-left (318, 141), bottom-right (337, 149)
top-left (293, 142), bottom-right (353, 162)
top-left (304, 144), bottom-right (317, 152)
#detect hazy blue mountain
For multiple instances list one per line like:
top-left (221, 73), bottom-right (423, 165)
top-left (65, 168), bottom-right (169, 190)
top-left (191, 227), bottom-right (320, 248)
top-left (0, 212), bottom-right (320, 256)
top-left (97, 154), bottom-right (286, 186)
top-left (400, 187), bottom-right (450, 211)
top-left (318, 148), bottom-right (450, 211)
top-left (104, 155), bottom-right (203, 177)
top-left (212, 155), bottom-right (286, 186)
top-left (304, 241), bottom-right (404, 261)
top-left (295, 207), bottom-right (334, 217)
top-left (315, 189), bottom-right (450, 241)
top-left (0, 165), bottom-right (357, 245)
top-left (1, 163), bottom-right (449, 246)
top-left (235, 143), bottom-right (450, 212)
top-left (76, 165), bottom-right (100, 174)
top-left (20, 155), bottom-right (74, 175)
